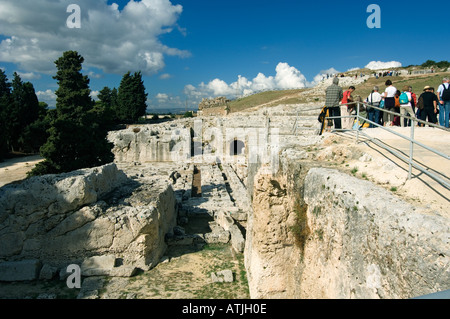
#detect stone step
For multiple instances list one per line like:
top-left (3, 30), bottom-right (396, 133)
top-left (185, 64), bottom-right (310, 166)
top-left (173, 164), bottom-right (247, 252)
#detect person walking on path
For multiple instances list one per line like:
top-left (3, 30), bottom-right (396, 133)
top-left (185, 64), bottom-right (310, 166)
top-left (341, 86), bottom-right (355, 129)
top-left (437, 77), bottom-right (450, 128)
top-left (408, 86), bottom-right (417, 126)
top-left (382, 80), bottom-right (397, 126)
top-left (399, 85), bottom-right (413, 127)
top-left (325, 77), bottom-right (343, 131)
top-left (419, 86), bottom-right (439, 126)
top-left (364, 86), bottom-right (382, 128)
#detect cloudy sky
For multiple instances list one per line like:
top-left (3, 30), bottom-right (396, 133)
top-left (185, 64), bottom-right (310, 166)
top-left (0, 0), bottom-right (449, 110)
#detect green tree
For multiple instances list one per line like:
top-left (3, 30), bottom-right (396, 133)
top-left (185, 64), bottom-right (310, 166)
top-left (421, 60), bottom-right (436, 68)
top-left (30, 51), bottom-right (113, 176)
top-left (94, 86), bottom-right (116, 129)
top-left (98, 87), bottom-right (113, 106)
top-left (0, 69), bottom-right (12, 160)
top-left (7, 72), bottom-right (40, 152)
top-left (19, 102), bottom-right (51, 153)
top-left (117, 71), bottom-right (148, 123)
top-left (436, 60), bottom-right (450, 69)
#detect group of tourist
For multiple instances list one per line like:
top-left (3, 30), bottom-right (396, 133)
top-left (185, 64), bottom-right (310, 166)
top-left (324, 77), bottom-right (450, 130)
top-left (374, 71), bottom-right (400, 78)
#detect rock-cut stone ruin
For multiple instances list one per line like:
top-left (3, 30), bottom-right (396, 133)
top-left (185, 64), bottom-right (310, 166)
top-left (0, 104), bottom-right (448, 299)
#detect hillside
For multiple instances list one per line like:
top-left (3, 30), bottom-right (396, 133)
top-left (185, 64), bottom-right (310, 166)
top-left (228, 70), bottom-right (450, 113)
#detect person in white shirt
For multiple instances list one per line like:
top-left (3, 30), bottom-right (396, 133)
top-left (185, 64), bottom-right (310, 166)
top-left (364, 86), bottom-right (382, 128)
top-left (399, 85), bottom-right (413, 127)
top-left (437, 77), bottom-right (450, 128)
top-left (381, 80), bottom-right (397, 126)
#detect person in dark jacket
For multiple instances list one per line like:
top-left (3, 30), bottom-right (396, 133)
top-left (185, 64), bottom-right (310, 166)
top-left (418, 86), bottom-right (439, 126)
top-left (325, 77), bottom-right (344, 131)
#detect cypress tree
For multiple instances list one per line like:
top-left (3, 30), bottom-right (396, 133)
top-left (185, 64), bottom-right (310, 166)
top-left (30, 51), bottom-right (113, 176)
top-left (94, 86), bottom-right (115, 130)
top-left (117, 71), bottom-right (148, 123)
top-left (0, 69), bottom-right (11, 160)
top-left (20, 102), bottom-right (51, 154)
top-left (8, 73), bottom-right (40, 152)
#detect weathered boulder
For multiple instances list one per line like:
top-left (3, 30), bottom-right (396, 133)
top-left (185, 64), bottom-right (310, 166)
top-left (245, 160), bottom-right (450, 299)
top-left (0, 163), bottom-right (178, 281)
top-left (211, 269), bottom-right (234, 283)
top-left (301, 168), bottom-right (450, 299)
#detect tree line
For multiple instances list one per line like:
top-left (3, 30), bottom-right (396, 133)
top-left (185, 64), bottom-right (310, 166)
top-left (0, 50), bottom-right (148, 177)
top-left (0, 70), bottom-right (50, 159)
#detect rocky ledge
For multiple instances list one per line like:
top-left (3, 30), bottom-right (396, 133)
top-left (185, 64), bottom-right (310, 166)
top-left (0, 163), bottom-right (177, 282)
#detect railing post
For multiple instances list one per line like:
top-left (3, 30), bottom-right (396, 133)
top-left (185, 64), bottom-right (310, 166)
top-left (408, 121), bottom-right (415, 180)
top-left (356, 102), bottom-right (360, 143)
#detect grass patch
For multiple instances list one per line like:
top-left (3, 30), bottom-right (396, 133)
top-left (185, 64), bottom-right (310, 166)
top-left (314, 229), bottom-right (324, 241)
top-left (228, 89), bottom-right (306, 113)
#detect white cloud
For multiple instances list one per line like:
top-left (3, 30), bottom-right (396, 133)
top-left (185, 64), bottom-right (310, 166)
top-left (311, 67), bottom-right (341, 86)
top-left (184, 62), bottom-right (308, 104)
top-left (0, 0), bottom-right (189, 75)
top-left (90, 90), bottom-right (99, 101)
top-left (36, 89), bottom-right (57, 107)
top-left (15, 71), bottom-right (41, 80)
top-left (156, 93), bottom-right (169, 101)
top-left (365, 61), bottom-right (402, 70)
top-left (87, 71), bottom-right (103, 79)
top-left (275, 62), bottom-right (307, 89)
top-left (159, 73), bottom-right (172, 80)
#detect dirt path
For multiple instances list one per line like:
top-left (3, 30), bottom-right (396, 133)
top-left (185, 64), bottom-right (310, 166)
top-left (329, 127), bottom-right (450, 217)
top-left (0, 155), bottom-right (43, 187)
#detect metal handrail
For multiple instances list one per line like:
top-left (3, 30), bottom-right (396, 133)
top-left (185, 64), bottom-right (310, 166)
top-left (324, 101), bottom-right (450, 190)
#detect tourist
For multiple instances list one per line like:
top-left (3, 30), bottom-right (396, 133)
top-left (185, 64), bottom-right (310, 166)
top-left (408, 86), bottom-right (417, 126)
top-left (418, 86), bottom-right (439, 126)
top-left (325, 77), bottom-right (343, 131)
top-left (341, 86), bottom-right (355, 129)
top-left (382, 80), bottom-right (397, 126)
top-left (399, 85), bottom-right (413, 127)
top-left (392, 90), bottom-right (401, 126)
top-left (437, 77), bottom-right (450, 128)
top-left (364, 86), bottom-right (382, 128)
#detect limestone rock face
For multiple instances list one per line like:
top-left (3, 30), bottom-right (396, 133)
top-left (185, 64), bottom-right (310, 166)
top-left (245, 159), bottom-right (450, 299)
top-left (245, 168), bottom-right (303, 299)
top-left (301, 168), bottom-right (450, 299)
top-left (0, 163), bottom-right (177, 281)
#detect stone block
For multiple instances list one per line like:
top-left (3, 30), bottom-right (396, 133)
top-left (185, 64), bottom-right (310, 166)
top-left (230, 224), bottom-right (245, 253)
top-left (211, 270), bottom-right (234, 283)
top-left (215, 211), bottom-right (235, 232)
top-left (203, 231), bottom-right (230, 244)
top-left (0, 260), bottom-right (41, 282)
top-left (81, 255), bottom-right (116, 276)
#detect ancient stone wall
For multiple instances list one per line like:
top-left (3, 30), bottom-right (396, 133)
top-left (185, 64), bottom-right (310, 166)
top-left (198, 97), bottom-right (230, 117)
top-left (108, 120), bottom-right (194, 163)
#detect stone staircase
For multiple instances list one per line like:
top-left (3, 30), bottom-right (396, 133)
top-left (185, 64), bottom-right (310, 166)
top-left (167, 163), bottom-right (247, 253)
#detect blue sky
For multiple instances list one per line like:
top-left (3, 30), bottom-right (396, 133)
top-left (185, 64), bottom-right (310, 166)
top-left (0, 0), bottom-right (449, 110)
